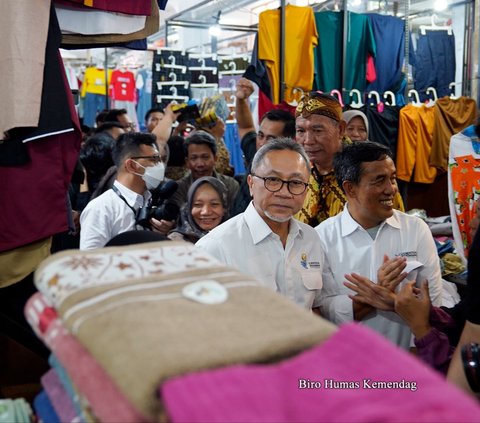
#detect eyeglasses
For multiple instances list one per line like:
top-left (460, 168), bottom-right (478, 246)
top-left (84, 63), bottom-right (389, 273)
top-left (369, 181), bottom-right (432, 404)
top-left (123, 123), bottom-right (136, 130)
top-left (131, 155), bottom-right (166, 164)
top-left (252, 174), bottom-right (308, 195)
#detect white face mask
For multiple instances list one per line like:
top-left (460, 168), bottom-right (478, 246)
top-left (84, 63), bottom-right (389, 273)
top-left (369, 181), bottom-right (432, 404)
top-left (134, 161), bottom-right (165, 190)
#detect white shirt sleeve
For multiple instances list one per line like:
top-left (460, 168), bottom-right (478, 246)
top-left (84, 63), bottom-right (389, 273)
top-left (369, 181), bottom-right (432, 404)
top-left (318, 258), bottom-right (354, 323)
top-left (416, 219), bottom-right (444, 306)
top-left (79, 202), bottom-right (112, 250)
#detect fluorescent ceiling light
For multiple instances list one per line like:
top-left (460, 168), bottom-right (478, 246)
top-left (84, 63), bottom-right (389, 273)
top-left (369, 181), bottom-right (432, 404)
top-left (434, 0), bottom-right (448, 11)
top-left (209, 24), bottom-right (221, 37)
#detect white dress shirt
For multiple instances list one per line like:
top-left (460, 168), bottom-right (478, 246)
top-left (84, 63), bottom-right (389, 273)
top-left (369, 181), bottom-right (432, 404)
top-left (195, 202), bottom-right (324, 309)
top-left (80, 181), bottom-right (151, 250)
top-left (315, 205), bottom-right (443, 349)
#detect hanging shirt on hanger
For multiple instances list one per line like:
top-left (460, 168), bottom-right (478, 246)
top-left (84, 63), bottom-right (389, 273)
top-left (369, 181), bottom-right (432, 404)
top-left (109, 69), bottom-right (136, 102)
top-left (314, 11), bottom-right (376, 97)
top-left (81, 66), bottom-right (112, 96)
top-left (413, 30), bottom-right (456, 101)
top-left (448, 125), bottom-right (480, 261)
top-left (429, 96), bottom-right (477, 172)
top-left (366, 13), bottom-right (407, 93)
top-left (258, 5), bottom-right (318, 104)
top-left (396, 104), bottom-right (437, 184)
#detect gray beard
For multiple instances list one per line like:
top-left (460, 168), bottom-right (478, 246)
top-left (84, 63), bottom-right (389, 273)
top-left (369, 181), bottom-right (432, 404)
top-left (264, 210), bottom-right (292, 223)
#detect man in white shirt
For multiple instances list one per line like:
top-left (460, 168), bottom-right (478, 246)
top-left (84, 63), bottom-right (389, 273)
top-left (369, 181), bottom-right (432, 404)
top-left (80, 132), bottom-right (166, 249)
top-left (196, 138), bottom-right (323, 310)
top-left (315, 141), bottom-right (443, 348)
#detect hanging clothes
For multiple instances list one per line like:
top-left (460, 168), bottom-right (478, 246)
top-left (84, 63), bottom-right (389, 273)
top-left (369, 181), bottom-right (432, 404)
top-left (396, 104), bottom-right (437, 184)
top-left (429, 96), bottom-right (477, 172)
top-left (366, 14), bottom-right (406, 93)
top-left (136, 67), bottom-right (153, 131)
top-left (448, 125), bottom-right (480, 261)
top-left (224, 123), bottom-right (246, 176)
top-left (413, 30), bottom-right (456, 101)
top-left (0, 6), bottom-right (82, 253)
top-left (0, 0), bottom-right (50, 136)
top-left (244, 35), bottom-right (272, 101)
top-left (314, 11), bottom-right (376, 98)
top-left (81, 66), bottom-right (112, 126)
top-left (258, 5), bottom-right (318, 104)
top-left (110, 68), bottom-right (138, 130)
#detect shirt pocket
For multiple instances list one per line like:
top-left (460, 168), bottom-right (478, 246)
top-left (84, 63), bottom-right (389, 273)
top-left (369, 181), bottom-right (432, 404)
top-left (301, 270), bottom-right (323, 291)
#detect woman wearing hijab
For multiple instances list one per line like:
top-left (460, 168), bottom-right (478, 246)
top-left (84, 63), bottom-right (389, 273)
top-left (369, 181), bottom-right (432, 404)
top-left (168, 176), bottom-right (229, 243)
top-left (343, 110), bottom-right (369, 142)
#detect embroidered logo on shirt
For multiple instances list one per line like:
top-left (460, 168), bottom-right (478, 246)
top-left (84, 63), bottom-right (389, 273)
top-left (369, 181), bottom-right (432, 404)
top-left (395, 251), bottom-right (417, 258)
top-left (300, 253), bottom-right (308, 269)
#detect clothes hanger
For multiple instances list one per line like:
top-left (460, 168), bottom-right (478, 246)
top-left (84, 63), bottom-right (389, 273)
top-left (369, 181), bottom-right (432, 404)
top-left (158, 56), bottom-right (187, 74)
top-left (420, 14), bottom-right (453, 35)
top-left (219, 61), bottom-right (244, 76)
top-left (407, 89), bottom-right (421, 106)
top-left (425, 87), bottom-right (438, 105)
top-left (330, 89), bottom-right (344, 107)
top-left (449, 82), bottom-right (460, 99)
top-left (349, 89), bottom-right (364, 108)
top-left (156, 86), bottom-right (189, 103)
top-left (156, 72), bottom-right (189, 89)
top-left (190, 74), bottom-right (219, 89)
top-left (367, 91), bottom-right (381, 106)
top-left (383, 91), bottom-right (396, 106)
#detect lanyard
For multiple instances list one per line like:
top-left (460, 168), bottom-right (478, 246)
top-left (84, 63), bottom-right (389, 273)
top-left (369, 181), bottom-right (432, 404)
top-left (111, 185), bottom-right (138, 218)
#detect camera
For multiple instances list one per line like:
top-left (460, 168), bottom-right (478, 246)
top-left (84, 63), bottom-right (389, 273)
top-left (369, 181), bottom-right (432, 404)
top-left (136, 180), bottom-right (180, 229)
top-left (171, 102), bottom-right (200, 123)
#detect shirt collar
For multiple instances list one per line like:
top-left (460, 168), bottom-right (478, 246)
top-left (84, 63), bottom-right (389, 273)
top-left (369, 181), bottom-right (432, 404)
top-left (113, 180), bottom-right (151, 210)
top-left (243, 202), bottom-right (303, 245)
top-left (341, 203), bottom-right (401, 237)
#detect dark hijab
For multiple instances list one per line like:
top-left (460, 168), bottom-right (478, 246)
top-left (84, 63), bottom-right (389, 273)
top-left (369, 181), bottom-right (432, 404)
top-left (172, 176), bottom-right (229, 243)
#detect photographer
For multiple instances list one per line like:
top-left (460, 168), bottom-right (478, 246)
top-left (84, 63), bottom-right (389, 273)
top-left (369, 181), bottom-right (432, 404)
top-left (79, 132), bottom-right (176, 250)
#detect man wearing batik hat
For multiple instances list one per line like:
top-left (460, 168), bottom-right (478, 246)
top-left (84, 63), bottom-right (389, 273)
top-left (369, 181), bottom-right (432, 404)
top-left (294, 92), bottom-right (403, 227)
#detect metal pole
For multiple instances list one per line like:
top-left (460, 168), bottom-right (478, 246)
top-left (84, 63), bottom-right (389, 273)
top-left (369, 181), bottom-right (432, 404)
top-left (165, 21), bottom-right (169, 47)
top-left (279, 0), bottom-right (286, 103)
top-left (341, 0), bottom-right (348, 99)
top-left (104, 48), bottom-right (109, 110)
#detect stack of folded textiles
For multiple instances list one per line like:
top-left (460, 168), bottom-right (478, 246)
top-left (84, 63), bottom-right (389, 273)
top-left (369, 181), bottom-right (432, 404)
top-left (25, 241), bottom-right (336, 422)
top-left (0, 399), bottom-right (34, 423)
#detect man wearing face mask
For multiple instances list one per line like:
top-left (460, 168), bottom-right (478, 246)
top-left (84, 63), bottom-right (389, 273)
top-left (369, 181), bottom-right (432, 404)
top-left (79, 132), bottom-right (167, 250)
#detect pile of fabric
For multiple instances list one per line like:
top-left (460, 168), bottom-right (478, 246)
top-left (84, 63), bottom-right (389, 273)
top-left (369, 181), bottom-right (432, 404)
top-left (25, 241), bottom-right (335, 422)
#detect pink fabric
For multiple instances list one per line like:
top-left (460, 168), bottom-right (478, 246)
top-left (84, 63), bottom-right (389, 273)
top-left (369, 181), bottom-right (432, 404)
top-left (41, 368), bottom-right (77, 423)
top-left (25, 293), bottom-right (150, 423)
top-left (366, 53), bottom-right (377, 84)
top-left (162, 322), bottom-right (480, 423)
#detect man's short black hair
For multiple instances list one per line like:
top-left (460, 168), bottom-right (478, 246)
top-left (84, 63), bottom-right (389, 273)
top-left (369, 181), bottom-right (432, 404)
top-left (145, 107), bottom-right (165, 122)
top-left (95, 109), bottom-right (110, 126)
top-left (334, 141), bottom-right (393, 188)
top-left (104, 108), bottom-right (128, 122)
top-left (260, 109), bottom-right (295, 138)
top-left (183, 130), bottom-right (217, 158)
top-left (94, 121), bottom-right (124, 134)
top-left (112, 132), bottom-right (157, 168)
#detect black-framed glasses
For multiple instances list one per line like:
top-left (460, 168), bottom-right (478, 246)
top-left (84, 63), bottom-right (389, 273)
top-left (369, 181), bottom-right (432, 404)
top-left (130, 155), bottom-right (166, 164)
top-left (252, 174), bottom-right (308, 195)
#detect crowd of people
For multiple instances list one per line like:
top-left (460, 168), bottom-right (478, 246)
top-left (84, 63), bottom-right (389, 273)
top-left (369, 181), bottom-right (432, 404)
top-left (38, 78), bottom-right (480, 396)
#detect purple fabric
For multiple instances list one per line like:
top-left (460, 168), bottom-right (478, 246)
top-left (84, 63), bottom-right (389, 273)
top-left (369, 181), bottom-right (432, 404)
top-left (41, 369), bottom-right (77, 423)
top-left (161, 322), bottom-right (480, 423)
top-left (414, 306), bottom-right (457, 373)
